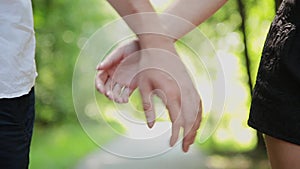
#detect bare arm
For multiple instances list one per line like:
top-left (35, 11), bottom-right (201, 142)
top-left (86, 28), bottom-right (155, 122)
top-left (100, 0), bottom-right (228, 70)
top-left (161, 0), bottom-right (228, 40)
top-left (98, 0), bottom-right (227, 152)
top-left (107, 0), bottom-right (173, 48)
top-left (107, 0), bottom-right (228, 44)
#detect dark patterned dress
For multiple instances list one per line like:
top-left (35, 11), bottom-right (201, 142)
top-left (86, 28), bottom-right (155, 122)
top-left (248, 0), bottom-right (300, 145)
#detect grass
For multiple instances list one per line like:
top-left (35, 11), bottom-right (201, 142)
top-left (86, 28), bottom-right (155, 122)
top-left (29, 122), bottom-right (115, 169)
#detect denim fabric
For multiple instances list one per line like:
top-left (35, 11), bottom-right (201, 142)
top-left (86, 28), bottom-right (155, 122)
top-left (0, 88), bottom-right (35, 169)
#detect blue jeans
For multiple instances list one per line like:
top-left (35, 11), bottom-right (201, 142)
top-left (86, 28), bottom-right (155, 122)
top-left (0, 88), bottom-right (35, 169)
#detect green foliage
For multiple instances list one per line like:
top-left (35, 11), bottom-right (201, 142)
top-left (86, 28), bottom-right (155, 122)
top-left (31, 0), bottom-right (277, 157)
top-left (32, 0), bottom-right (117, 124)
top-left (196, 0), bottom-right (275, 152)
top-left (29, 123), bottom-right (115, 169)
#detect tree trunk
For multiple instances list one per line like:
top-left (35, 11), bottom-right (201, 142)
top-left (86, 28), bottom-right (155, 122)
top-left (237, 0), bottom-right (266, 152)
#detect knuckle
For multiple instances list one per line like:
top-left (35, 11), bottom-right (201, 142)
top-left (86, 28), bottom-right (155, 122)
top-left (165, 89), bottom-right (179, 99)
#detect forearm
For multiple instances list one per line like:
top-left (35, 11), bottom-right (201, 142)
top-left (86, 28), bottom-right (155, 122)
top-left (107, 0), bottom-right (173, 48)
top-left (106, 0), bottom-right (228, 46)
top-left (161, 0), bottom-right (228, 40)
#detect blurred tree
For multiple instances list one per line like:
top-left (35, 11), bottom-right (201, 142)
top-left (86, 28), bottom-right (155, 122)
top-left (236, 0), bottom-right (265, 153)
top-left (32, 0), bottom-right (117, 125)
top-left (31, 0), bottom-right (278, 155)
top-left (236, 0), bottom-right (283, 152)
top-left (198, 0), bottom-right (275, 152)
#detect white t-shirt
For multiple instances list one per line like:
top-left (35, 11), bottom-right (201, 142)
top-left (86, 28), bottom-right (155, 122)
top-left (0, 0), bottom-right (37, 98)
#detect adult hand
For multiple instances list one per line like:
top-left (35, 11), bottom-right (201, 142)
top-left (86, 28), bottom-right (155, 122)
top-left (95, 38), bottom-right (202, 152)
top-left (95, 40), bottom-right (140, 103)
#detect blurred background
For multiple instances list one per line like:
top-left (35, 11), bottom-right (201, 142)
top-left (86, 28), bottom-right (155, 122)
top-left (30, 0), bottom-right (282, 168)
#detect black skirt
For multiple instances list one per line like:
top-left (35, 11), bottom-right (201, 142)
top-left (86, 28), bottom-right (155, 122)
top-left (248, 0), bottom-right (300, 145)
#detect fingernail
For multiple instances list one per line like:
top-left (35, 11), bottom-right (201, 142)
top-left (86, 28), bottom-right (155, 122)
top-left (123, 97), bottom-right (129, 103)
top-left (147, 122), bottom-right (154, 129)
top-left (109, 94), bottom-right (114, 100)
top-left (169, 138), bottom-right (175, 147)
top-left (116, 97), bottom-right (123, 103)
top-left (98, 85), bottom-right (104, 93)
top-left (97, 63), bottom-right (103, 70)
top-left (183, 145), bottom-right (190, 153)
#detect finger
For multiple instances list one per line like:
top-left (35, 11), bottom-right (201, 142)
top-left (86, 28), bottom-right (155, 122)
top-left (182, 123), bottom-right (197, 153)
top-left (97, 40), bottom-right (139, 70)
top-left (170, 121), bottom-right (181, 147)
top-left (182, 99), bottom-right (202, 152)
top-left (104, 78), bottom-right (113, 100)
top-left (120, 87), bottom-right (132, 103)
top-left (95, 71), bottom-right (109, 94)
top-left (193, 99), bottom-right (203, 131)
top-left (139, 85), bottom-right (156, 129)
top-left (97, 46), bottom-right (125, 70)
top-left (112, 83), bottom-right (123, 103)
top-left (166, 102), bottom-right (182, 147)
top-left (166, 100), bottom-right (181, 124)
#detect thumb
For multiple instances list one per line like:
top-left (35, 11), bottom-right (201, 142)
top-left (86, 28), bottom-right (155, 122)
top-left (139, 84), bottom-right (156, 129)
top-left (97, 46), bottom-right (125, 70)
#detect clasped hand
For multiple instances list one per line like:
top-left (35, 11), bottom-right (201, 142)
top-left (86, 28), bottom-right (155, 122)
top-left (95, 39), bottom-right (202, 152)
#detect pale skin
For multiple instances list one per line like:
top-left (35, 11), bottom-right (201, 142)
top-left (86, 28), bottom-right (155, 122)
top-left (265, 135), bottom-right (300, 169)
top-left (96, 0), bottom-right (227, 153)
top-left (95, 0), bottom-right (300, 167)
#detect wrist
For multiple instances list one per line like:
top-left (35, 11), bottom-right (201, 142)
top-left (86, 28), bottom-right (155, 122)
top-left (138, 34), bottom-right (175, 49)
